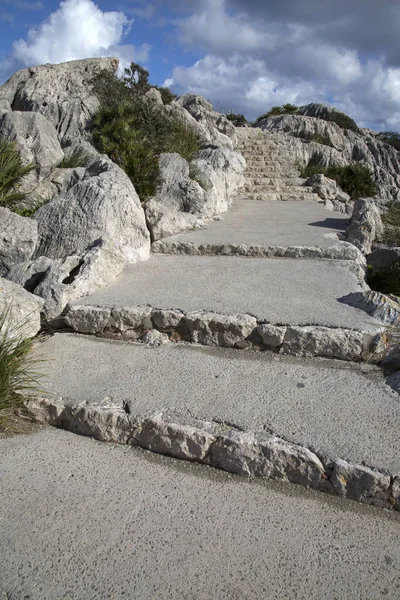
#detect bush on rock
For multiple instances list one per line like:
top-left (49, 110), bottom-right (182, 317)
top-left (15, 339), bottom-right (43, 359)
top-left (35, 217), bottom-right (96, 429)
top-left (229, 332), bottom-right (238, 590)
top-left (301, 163), bottom-right (377, 200)
top-left (0, 138), bottom-right (35, 208)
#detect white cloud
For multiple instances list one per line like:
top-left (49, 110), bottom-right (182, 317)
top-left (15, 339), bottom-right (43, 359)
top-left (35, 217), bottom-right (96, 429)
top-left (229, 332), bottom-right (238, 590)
top-left (0, 0), bottom-right (150, 81)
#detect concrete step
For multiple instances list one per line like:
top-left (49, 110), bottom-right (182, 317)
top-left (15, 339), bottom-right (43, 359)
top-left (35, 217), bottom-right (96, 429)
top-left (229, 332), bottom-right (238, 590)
top-left (245, 168), bottom-right (301, 177)
top-left (25, 334), bottom-right (399, 515)
top-left (244, 177), bottom-right (306, 186)
top-left (243, 183), bottom-right (311, 193)
top-left (3, 427), bottom-right (400, 599)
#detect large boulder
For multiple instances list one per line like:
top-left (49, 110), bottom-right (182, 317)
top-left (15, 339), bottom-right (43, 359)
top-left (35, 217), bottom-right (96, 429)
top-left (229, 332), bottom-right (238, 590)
top-left (176, 94), bottom-right (236, 145)
top-left (346, 198), bottom-right (384, 254)
top-left (0, 278), bottom-right (43, 338)
top-left (0, 111), bottom-right (64, 185)
top-left (0, 57), bottom-right (118, 145)
top-left (145, 148), bottom-right (246, 240)
top-left (33, 155), bottom-right (150, 262)
top-left (0, 207), bottom-right (38, 274)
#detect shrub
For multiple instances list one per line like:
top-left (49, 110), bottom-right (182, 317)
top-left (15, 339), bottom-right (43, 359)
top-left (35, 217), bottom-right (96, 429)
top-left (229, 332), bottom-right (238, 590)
top-left (58, 150), bottom-right (92, 168)
top-left (0, 307), bottom-right (43, 420)
top-left (91, 65), bottom-right (202, 201)
top-left (300, 162), bottom-right (377, 199)
top-left (309, 133), bottom-right (333, 147)
top-left (156, 86), bottom-right (177, 104)
top-left (13, 194), bottom-right (54, 218)
top-left (0, 138), bottom-right (35, 207)
top-left (225, 113), bottom-right (247, 125)
top-left (367, 262), bottom-right (400, 297)
top-left (376, 131), bottom-right (400, 152)
top-left (255, 104), bottom-right (299, 122)
top-left (379, 202), bottom-right (400, 247)
top-left (315, 109), bottom-right (360, 134)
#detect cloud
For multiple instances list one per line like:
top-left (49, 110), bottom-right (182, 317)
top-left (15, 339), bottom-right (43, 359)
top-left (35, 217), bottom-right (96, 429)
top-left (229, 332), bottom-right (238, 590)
top-left (166, 0), bottom-right (400, 131)
top-left (0, 0), bottom-right (150, 81)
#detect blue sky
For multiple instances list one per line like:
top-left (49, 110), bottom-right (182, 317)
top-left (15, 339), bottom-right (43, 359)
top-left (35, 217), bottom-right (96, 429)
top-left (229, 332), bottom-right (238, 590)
top-left (1, 0), bottom-right (400, 130)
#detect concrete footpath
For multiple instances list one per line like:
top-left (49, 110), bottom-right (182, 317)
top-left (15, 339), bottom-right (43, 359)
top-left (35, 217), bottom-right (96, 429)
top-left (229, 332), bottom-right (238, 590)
top-left (1, 427), bottom-right (399, 600)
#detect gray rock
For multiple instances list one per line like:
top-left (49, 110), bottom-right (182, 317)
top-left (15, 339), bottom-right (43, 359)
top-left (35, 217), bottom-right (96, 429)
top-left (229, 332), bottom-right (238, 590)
top-left (65, 305), bottom-right (112, 334)
top-left (141, 329), bottom-right (170, 346)
top-left (4, 255), bottom-right (53, 292)
top-left (368, 246), bottom-right (400, 270)
top-left (34, 155), bottom-right (150, 263)
top-left (23, 396), bottom-right (65, 425)
top-left (282, 326), bottom-right (365, 361)
top-left (346, 198), bottom-right (384, 254)
top-left (0, 278), bottom-right (43, 338)
top-left (185, 312), bottom-right (257, 348)
top-left (339, 290), bottom-right (400, 325)
top-left (330, 459), bottom-right (391, 508)
top-left (0, 207), bottom-right (38, 272)
top-left (176, 93), bottom-right (236, 146)
top-left (107, 305), bottom-right (153, 340)
top-left (210, 430), bottom-right (259, 477)
top-left (257, 436), bottom-right (325, 489)
top-left (67, 402), bottom-right (133, 444)
top-left (0, 111), bottom-right (64, 186)
top-left (151, 309), bottom-right (184, 331)
top-left (133, 411), bottom-right (217, 461)
top-left (34, 238), bottom-right (125, 321)
top-left (257, 323), bottom-right (287, 347)
top-left (306, 174), bottom-right (350, 207)
top-left (145, 148), bottom-right (245, 240)
top-left (0, 57), bottom-right (118, 145)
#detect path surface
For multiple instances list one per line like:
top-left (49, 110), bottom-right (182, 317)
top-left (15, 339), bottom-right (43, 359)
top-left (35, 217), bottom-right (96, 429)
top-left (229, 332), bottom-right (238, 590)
top-left (162, 199), bottom-right (349, 248)
top-left (76, 255), bottom-right (378, 329)
top-left (34, 334), bottom-right (400, 472)
top-left (1, 428), bottom-right (400, 600)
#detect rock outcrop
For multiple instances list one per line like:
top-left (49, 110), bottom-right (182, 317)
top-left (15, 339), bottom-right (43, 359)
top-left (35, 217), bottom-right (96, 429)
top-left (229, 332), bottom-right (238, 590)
top-left (0, 57), bottom-right (118, 146)
top-left (258, 108), bottom-right (400, 201)
top-left (0, 207), bottom-right (38, 275)
top-left (0, 278), bottom-right (43, 338)
top-left (346, 198), bottom-right (384, 254)
top-left (34, 155), bottom-right (150, 263)
top-left (145, 148), bottom-right (245, 240)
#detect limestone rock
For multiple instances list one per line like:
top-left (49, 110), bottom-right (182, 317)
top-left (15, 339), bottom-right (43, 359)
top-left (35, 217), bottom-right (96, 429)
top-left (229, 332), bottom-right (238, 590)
top-left (4, 255), bottom-right (53, 292)
top-left (339, 290), bottom-right (400, 325)
top-left (146, 149), bottom-right (245, 240)
top-left (0, 278), bottom-right (43, 338)
top-left (346, 198), bottom-right (384, 254)
top-left (0, 207), bottom-right (38, 273)
top-left (65, 305), bottom-right (112, 334)
top-left (134, 411), bottom-right (217, 461)
top-left (210, 430), bottom-right (259, 477)
top-left (392, 477), bottom-right (400, 510)
top-left (141, 329), bottom-right (170, 346)
top-left (306, 173), bottom-right (350, 208)
top-left (330, 459), bottom-right (391, 508)
top-left (257, 324), bottom-right (287, 347)
top-left (34, 155), bottom-right (150, 263)
top-left (0, 57), bottom-right (118, 144)
top-left (151, 309), bottom-right (184, 331)
top-left (107, 305), bottom-right (153, 340)
top-left (34, 238), bottom-right (126, 321)
top-left (176, 93), bottom-right (236, 146)
top-left (282, 326), bottom-right (365, 361)
top-left (67, 402), bottom-right (133, 444)
top-left (185, 312), bottom-right (257, 348)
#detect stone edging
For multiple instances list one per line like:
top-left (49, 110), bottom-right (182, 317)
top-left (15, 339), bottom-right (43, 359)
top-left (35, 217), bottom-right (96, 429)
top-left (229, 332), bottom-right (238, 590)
top-left (23, 397), bottom-right (400, 512)
top-left (151, 240), bottom-right (366, 263)
top-left (64, 304), bottom-right (384, 363)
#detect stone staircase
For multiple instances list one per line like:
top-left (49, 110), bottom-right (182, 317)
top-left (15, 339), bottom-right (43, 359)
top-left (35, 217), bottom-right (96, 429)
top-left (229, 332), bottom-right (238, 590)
top-left (236, 128), bottom-right (320, 202)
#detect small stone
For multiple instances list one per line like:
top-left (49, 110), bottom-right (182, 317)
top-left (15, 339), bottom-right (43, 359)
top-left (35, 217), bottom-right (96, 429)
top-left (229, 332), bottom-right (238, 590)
top-left (108, 305), bottom-right (153, 339)
top-left (185, 311), bottom-right (257, 348)
top-left (257, 323), bottom-right (287, 347)
top-left (151, 309), bottom-right (183, 330)
top-left (210, 430), bottom-right (259, 477)
top-left (141, 330), bottom-right (170, 346)
top-left (65, 305), bottom-right (111, 334)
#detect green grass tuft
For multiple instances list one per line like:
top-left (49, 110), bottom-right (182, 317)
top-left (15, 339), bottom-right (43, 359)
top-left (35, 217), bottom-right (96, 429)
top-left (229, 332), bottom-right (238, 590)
top-left (300, 162), bottom-right (377, 199)
top-left (0, 307), bottom-right (44, 420)
top-left (57, 150), bottom-right (92, 169)
top-left (0, 138), bottom-right (35, 207)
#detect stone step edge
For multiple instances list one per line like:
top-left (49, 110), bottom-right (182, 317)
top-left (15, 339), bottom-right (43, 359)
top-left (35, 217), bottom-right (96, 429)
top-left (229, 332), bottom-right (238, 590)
top-left (64, 304), bottom-right (385, 363)
top-left (22, 397), bottom-right (400, 512)
top-left (151, 240), bottom-right (365, 263)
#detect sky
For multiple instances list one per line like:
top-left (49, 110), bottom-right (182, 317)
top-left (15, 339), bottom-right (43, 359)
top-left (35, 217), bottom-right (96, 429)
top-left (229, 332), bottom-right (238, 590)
top-left (0, 0), bottom-right (400, 131)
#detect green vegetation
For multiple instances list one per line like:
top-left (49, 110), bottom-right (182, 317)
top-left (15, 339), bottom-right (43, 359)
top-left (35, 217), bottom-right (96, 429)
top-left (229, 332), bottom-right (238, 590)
top-left (376, 131), bottom-right (400, 152)
top-left (300, 162), bottom-right (377, 199)
top-left (255, 103), bottom-right (299, 123)
top-left (225, 112), bottom-right (247, 125)
top-left (367, 263), bottom-right (400, 297)
top-left (13, 194), bottom-right (54, 218)
top-left (0, 138), bottom-right (35, 208)
top-left (0, 307), bottom-right (43, 423)
top-left (315, 109), bottom-right (360, 134)
top-left (309, 132), bottom-right (333, 147)
top-left (379, 202), bottom-right (400, 247)
top-left (58, 150), bottom-right (92, 168)
top-left (91, 63), bottom-right (201, 202)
